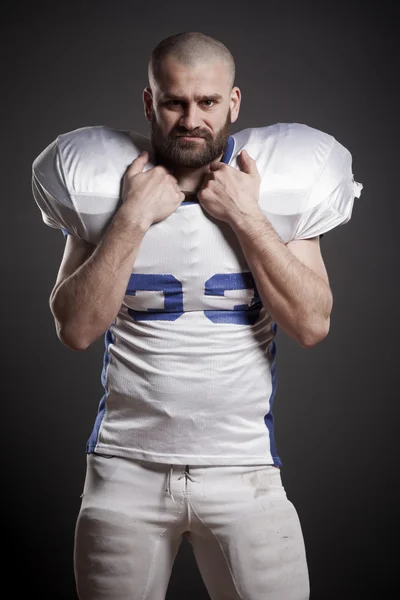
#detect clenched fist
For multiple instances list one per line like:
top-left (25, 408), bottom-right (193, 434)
top-left (197, 150), bottom-right (261, 226)
top-left (121, 151), bottom-right (185, 228)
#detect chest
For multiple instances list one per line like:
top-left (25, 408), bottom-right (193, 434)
top-left (123, 202), bottom-right (260, 316)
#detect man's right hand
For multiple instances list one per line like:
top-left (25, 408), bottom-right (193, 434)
top-left (121, 151), bottom-right (185, 228)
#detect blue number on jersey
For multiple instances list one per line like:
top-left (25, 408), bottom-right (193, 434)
top-left (204, 272), bottom-right (262, 325)
top-left (126, 274), bottom-right (183, 321)
top-left (126, 272), bottom-right (262, 325)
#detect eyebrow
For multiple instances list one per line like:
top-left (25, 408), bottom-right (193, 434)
top-left (162, 93), bottom-right (223, 102)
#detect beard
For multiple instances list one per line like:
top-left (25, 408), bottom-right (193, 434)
top-left (150, 110), bottom-right (232, 169)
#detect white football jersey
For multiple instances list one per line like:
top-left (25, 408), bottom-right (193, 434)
top-left (32, 123), bottom-right (363, 466)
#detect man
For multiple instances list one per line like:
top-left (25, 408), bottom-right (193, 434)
top-left (31, 31), bottom-right (363, 600)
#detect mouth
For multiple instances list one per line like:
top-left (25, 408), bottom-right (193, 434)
top-left (176, 134), bottom-right (206, 139)
top-left (178, 137), bottom-right (205, 142)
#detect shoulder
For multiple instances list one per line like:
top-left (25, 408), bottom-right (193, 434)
top-left (31, 125), bottom-right (153, 244)
top-left (34, 125), bottom-right (152, 197)
top-left (57, 124), bottom-right (151, 156)
top-left (230, 123), bottom-right (336, 183)
top-left (230, 123), bottom-right (362, 243)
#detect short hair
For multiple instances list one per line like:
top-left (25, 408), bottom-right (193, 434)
top-left (148, 32), bottom-right (236, 90)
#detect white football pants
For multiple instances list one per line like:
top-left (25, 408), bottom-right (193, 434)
top-left (74, 454), bottom-right (310, 600)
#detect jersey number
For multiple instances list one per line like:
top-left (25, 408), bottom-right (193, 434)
top-left (125, 272), bottom-right (262, 325)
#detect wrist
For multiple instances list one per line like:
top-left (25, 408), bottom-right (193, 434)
top-left (117, 203), bottom-right (152, 234)
top-left (228, 205), bottom-right (266, 232)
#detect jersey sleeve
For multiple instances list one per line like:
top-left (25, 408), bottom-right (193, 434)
top-left (31, 137), bottom-right (86, 240)
top-left (292, 137), bottom-right (363, 240)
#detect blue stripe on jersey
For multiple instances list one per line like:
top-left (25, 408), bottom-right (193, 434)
top-left (264, 322), bottom-right (283, 467)
top-left (86, 327), bottom-right (115, 453)
top-left (221, 135), bottom-right (235, 164)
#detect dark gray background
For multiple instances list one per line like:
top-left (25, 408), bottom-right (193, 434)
top-left (2, 0), bottom-right (398, 598)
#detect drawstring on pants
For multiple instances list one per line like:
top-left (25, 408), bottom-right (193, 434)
top-left (165, 465), bottom-right (194, 504)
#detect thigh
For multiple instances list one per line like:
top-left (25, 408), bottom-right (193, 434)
top-left (74, 454), bottom-right (185, 600)
top-left (188, 465), bottom-right (310, 600)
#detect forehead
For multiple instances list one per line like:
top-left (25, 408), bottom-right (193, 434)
top-left (154, 56), bottom-right (230, 97)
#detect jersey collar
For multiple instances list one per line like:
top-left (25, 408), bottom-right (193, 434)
top-left (221, 135), bottom-right (235, 164)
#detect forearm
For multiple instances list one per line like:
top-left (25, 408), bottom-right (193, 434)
top-left (229, 209), bottom-right (333, 347)
top-left (51, 206), bottom-right (149, 350)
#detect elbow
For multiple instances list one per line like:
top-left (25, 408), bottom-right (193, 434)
top-left (50, 298), bottom-right (91, 351)
top-left (54, 313), bottom-right (107, 351)
top-left (53, 317), bottom-right (91, 351)
top-left (58, 326), bottom-right (90, 351)
top-left (297, 316), bottom-right (331, 349)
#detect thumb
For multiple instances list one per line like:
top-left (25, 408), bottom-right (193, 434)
top-left (127, 151), bottom-right (149, 176)
top-left (239, 149), bottom-right (257, 175)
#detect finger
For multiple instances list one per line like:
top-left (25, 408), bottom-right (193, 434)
top-left (199, 171), bottom-right (212, 189)
top-left (209, 161), bottom-right (225, 172)
top-left (239, 149), bottom-right (258, 176)
top-left (127, 151), bottom-right (149, 176)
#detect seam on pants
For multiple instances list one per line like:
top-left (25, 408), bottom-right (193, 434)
top-left (187, 499), bottom-right (244, 600)
top-left (141, 481), bottom-right (186, 600)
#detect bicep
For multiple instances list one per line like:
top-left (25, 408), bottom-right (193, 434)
top-left (286, 236), bottom-right (330, 287)
top-left (50, 235), bottom-right (96, 302)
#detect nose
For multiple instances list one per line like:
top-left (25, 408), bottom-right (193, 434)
top-left (179, 104), bottom-right (201, 131)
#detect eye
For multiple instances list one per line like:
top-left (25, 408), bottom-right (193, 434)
top-left (165, 100), bottom-right (182, 108)
top-left (202, 99), bottom-right (214, 107)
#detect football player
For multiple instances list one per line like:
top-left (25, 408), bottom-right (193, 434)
top-left (32, 31), bottom-right (363, 600)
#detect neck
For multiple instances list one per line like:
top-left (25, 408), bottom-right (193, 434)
top-left (172, 165), bottom-right (210, 193)
top-left (165, 153), bottom-right (224, 192)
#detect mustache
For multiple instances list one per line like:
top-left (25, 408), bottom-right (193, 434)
top-left (172, 129), bottom-right (211, 139)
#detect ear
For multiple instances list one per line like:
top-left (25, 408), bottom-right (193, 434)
top-left (143, 87), bottom-right (154, 122)
top-left (229, 86), bottom-right (241, 124)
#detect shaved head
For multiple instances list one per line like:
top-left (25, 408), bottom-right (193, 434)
top-left (143, 32), bottom-right (241, 174)
top-left (148, 31), bottom-right (236, 90)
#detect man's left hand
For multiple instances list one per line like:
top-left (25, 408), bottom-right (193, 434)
top-left (197, 149), bottom-right (261, 226)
